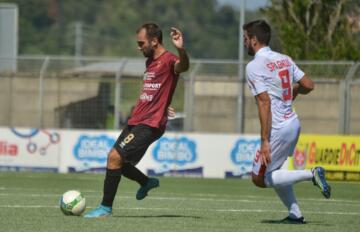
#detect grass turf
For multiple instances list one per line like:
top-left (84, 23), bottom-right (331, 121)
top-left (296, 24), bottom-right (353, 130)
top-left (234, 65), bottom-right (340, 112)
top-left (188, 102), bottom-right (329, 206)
top-left (0, 172), bottom-right (359, 232)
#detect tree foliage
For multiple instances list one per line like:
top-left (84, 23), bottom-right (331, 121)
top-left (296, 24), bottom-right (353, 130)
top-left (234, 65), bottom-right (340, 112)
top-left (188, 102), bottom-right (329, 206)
top-left (0, 0), bottom-right (239, 59)
top-left (262, 0), bottom-right (360, 60)
top-left (2, 0), bottom-right (358, 60)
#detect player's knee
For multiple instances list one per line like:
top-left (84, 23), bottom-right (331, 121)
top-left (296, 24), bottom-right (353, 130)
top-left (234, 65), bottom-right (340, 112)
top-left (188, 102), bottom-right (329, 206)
top-left (107, 149), bottom-right (123, 169)
top-left (251, 173), bottom-right (266, 188)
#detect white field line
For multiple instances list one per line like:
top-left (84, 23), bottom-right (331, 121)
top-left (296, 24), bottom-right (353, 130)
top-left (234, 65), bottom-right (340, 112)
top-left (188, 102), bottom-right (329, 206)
top-left (1, 186), bottom-right (359, 203)
top-left (1, 186), bottom-right (359, 204)
top-left (0, 204), bottom-right (359, 216)
top-left (0, 191), bottom-right (360, 205)
top-left (0, 193), bottom-right (284, 204)
top-left (3, 174), bottom-right (360, 186)
top-left (0, 192), bottom-right (359, 207)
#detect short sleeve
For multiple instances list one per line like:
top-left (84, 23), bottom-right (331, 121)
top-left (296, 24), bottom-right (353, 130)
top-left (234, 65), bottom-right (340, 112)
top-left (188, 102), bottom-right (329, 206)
top-left (246, 63), bottom-right (268, 96)
top-left (169, 54), bottom-right (179, 65)
top-left (167, 53), bottom-right (179, 75)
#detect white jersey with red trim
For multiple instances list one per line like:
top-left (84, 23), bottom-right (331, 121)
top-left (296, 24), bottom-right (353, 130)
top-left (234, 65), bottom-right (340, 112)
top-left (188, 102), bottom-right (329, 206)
top-left (246, 47), bottom-right (305, 129)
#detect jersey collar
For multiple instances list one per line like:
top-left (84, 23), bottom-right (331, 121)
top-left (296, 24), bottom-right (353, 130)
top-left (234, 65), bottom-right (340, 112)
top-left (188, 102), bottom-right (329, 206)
top-left (255, 46), bottom-right (271, 58)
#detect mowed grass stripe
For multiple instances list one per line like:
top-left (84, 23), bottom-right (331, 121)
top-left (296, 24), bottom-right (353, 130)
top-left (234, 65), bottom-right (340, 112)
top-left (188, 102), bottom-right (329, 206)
top-left (0, 173), bottom-right (359, 232)
top-left (0, 191), bottom-right (359, 206)
top-left (0, 204), bottom-right (359, 216)
top-left (0, 192), bottom-right (358, 207)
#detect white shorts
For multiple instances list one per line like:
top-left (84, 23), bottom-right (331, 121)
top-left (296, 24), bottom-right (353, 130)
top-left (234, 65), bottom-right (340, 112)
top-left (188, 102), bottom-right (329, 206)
top-left (252, 118), bottom-right (301, 176)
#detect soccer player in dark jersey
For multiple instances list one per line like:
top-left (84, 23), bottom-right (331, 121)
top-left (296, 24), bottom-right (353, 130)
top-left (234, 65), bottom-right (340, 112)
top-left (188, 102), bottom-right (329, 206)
top-left (84, 23), bottom-right (189, 218)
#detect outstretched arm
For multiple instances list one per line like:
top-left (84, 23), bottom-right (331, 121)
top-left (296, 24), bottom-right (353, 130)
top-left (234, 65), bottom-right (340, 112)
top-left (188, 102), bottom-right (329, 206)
top-left (170, 27), bottom-right (190, 74)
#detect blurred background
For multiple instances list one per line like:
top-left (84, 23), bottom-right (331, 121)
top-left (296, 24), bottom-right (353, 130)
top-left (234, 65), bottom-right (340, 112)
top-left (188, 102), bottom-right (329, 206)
top-left (0, 0), bottom-right (359, 134)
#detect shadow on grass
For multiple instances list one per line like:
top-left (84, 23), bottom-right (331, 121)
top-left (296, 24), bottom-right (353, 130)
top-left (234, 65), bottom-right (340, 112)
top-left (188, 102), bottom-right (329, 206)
top-left (113, 214), bottom-right (202, 219)
top-left (261, 219), bottom-right (332, 226)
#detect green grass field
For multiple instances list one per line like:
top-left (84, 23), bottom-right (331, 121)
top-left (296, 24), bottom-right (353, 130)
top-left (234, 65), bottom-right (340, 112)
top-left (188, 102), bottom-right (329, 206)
top-left (0, 172), bottom-right (359, 232)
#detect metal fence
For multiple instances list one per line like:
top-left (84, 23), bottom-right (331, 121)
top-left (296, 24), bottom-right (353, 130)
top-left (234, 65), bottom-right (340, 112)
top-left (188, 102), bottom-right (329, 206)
top-left (0, 55), bottom-right (359, 134)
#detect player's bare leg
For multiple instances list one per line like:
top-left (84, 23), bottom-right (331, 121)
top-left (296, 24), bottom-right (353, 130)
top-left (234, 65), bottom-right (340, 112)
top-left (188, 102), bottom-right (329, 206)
top-left (84, 149), bottom-right (124, 218)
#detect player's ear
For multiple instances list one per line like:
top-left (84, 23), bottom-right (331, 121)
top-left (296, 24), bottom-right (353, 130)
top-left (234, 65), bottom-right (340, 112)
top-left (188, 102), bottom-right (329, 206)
top-left (251, 36), bottom-right (258, 46)
top-left (150, 37), bottom-right (158, 47)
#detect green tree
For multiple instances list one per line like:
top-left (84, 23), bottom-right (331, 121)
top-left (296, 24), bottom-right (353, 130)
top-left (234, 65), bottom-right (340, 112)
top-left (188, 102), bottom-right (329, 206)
top-left (90, 0), bottom-right (240, 58)
top-left (262, 0), bottom-right (360, 60)
top-left (1, 0), bottom-right (242, 59)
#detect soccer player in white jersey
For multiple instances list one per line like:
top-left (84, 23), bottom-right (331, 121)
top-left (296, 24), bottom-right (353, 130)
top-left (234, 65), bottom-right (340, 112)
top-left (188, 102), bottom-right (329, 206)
top-left (243, 20), bottom-right (331, 224)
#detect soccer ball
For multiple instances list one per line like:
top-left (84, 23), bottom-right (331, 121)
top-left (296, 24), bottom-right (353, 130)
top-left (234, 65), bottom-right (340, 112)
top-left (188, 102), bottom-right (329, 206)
top-left (60, 190), bottom-right (86, 216)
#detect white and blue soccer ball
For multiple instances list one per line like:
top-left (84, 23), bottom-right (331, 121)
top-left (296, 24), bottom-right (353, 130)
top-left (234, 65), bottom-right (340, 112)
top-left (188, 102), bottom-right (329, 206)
top-left (60, 190), bottom-right (86, 216)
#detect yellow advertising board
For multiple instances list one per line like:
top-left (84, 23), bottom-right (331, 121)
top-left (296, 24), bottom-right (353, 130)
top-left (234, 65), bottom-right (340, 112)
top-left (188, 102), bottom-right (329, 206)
top-left (289, 134), bottom-right (360, 180)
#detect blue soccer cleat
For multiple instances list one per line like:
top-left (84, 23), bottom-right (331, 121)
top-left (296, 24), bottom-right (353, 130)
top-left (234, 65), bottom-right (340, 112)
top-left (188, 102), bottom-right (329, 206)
top-left (83, 205), bottom-right (112, 218)
top-left (312, 166), bottom-right (331, 199)
top-left (136, 177), bottom-right (159, 200)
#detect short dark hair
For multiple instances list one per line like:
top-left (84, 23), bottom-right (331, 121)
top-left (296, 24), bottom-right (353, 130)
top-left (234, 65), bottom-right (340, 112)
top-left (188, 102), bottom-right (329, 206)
top-left (242, 20), bottom-right (271, 45)
top-left (137, 23), bottom-right (163, 44)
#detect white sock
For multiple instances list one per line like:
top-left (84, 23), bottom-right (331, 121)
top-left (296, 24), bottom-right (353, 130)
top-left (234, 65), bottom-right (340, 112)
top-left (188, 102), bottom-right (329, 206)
top-left (274, 185), bottom-right (303, 218)
top-left (264, 169), bottom-right (313, 188)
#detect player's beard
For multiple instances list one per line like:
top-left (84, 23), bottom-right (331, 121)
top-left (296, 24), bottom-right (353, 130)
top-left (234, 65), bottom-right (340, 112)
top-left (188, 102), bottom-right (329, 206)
top-left (247, 44), bottom-right (255, 56)
top-left (142, 46), bottom-right (155, 58)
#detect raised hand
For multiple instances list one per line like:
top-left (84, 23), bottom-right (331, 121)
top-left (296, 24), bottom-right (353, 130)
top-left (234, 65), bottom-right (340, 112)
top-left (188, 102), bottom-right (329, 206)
top-left (167, 106), bottom-right (175, 118)
top-left (170, 27), bottom-right (184, 49)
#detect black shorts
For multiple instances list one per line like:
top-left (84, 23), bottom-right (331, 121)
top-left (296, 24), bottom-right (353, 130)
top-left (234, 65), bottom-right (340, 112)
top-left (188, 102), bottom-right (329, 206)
top-left (113, 124), bottom-right (164, 165)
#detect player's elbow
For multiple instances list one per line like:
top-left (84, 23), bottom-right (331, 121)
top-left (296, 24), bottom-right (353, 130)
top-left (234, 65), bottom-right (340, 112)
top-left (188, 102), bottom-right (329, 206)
top-left (310, 82), bottom-right (315, 92)
top-left (181, 61), bottom-right (190, 72)
top-left (183, 64), bottom-right (190, 72)
top-left (298, 75), bottom-right (314, 94)
top-left (175, 62), bottom-right (190, 74)
top-left (301, 82), bottom-right (314, 95)
top-left (305, 80), bottom-right (315, 93)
